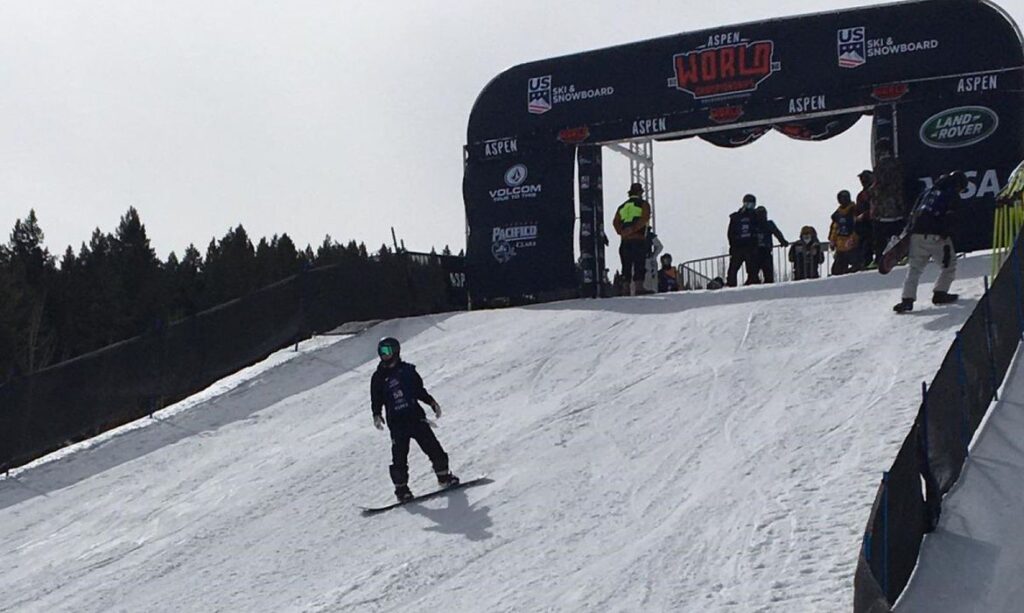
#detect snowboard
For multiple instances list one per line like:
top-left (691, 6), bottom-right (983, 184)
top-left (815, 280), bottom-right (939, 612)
top-left (359, 476), bottom-right (492, 516)
top-left (878, 231), bottom-right (910, 275)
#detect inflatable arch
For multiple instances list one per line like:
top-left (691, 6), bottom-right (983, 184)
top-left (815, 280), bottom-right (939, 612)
top-left (464, 0), bottom-right (1024, 303)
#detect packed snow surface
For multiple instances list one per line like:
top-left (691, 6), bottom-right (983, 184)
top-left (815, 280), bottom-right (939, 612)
top-left (0, 256), bottom-right (1001, 612)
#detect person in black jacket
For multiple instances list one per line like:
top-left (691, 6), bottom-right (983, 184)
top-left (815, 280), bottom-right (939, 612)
top-left (893, 171), bottom-right (968, 313)
top-left (789, 225), bottom-right (824, 280)
top-left (754, 206), bottom-right (789, 283)
top-left (726, 194), bottom-right (761, 286)
top-left (371, 337), bottom-right (458, 501)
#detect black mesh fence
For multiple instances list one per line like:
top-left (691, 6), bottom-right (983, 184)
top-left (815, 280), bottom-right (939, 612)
top-left (0, 257), bottom-right (456, 471)
top-left (854, 232), bottom-right (1024, 612)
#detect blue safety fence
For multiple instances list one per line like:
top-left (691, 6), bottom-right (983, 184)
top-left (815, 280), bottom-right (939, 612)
top-left (853, 230), bottom-right (1024, 611)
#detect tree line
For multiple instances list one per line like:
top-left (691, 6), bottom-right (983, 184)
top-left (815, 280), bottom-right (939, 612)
top-left (0, 207), bottom-right (456, 379)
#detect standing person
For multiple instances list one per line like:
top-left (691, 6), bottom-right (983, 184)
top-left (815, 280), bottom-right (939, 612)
top-left (643, 227), bottom-right (664, 294)
top-left (754, 206), bottom-right (789, 283)
top-left (371, 337), bottom-right (458, 502)
top-left (893, 172), bottom-right (967, 313)
top-left (829, 190), bottom-right (863, 276)
top-left (657, 253), bottom-right (680, 292)
top-left (855, 170), bottom-right (875, 268)
top-left (871, 139), bottom-right (907, 261)
top-left (789, 225), bottom-right (824, 280)
top-left (613, 183), bottom-right (652, 296)
top-left (726, 194), bottom-right (761, 286)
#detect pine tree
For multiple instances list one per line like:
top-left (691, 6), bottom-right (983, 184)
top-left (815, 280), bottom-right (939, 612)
top-left (111, 207), bottom-right (161, 333)
top-left (203, 225), bottom-right (256, 305)
top-left (275, 233), bottom-right (300, 278)
top-left (5, 210), bottom-right (57, 373)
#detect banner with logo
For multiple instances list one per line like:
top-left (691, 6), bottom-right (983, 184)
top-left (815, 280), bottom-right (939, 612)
top-left (464, 0), bottom-right (1024, 300)
top-left (577, 146), bottom-right (606, 296)
top-left (897, 89), bottom-right (1024, 252)
top-left (467, 2), bottom-right (1022, 146)
top-left (463, 143), bottom-right (576, 301)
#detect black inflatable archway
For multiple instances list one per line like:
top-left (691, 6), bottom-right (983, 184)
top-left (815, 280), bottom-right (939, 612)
top-left (464, 0), bottom-right (1024, 304)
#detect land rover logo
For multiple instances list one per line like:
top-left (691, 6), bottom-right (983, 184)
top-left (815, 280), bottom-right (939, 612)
top-left (919, 106), bottom-right (999, 149)
top-left (504, 164), bottom-right (528, 187)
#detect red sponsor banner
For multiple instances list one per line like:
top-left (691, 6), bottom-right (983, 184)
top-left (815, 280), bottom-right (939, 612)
top-left (709, 105), bottom-right (745, 124)
top-left (557, 126), bottom-right (591, 144)
top-left (872, 83), bottom-right (910, 102)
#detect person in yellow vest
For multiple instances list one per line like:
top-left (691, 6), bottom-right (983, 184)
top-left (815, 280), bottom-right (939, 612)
top-left (613, 183), bottom-right (652, 296)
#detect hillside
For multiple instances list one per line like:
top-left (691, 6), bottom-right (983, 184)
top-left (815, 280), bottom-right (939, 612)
top-left (0, 256), bottom-right (994, 612)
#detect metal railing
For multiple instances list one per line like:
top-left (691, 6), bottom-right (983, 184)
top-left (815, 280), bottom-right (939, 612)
top-left (679, 242), bottom-right (837, 289)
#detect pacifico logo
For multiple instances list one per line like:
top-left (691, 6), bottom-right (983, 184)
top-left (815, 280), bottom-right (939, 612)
top-left (919, 106), bottom-right (999, 149)
top-left (667, 32), bottom-right (779, 100)
top-left (491, 224), bottom-right (538, 263)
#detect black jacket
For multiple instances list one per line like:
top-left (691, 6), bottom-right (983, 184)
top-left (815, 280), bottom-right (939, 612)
top-left (371, 361), bottom-right (436, 429)
top-left (788, 239), bottom-right (824, 280)
top-left (728, 209), bottom-right (760, 248)
top-left (757, 220), bottom-right (788, 250)
top-left (909, 183), bottom-right (962, 238)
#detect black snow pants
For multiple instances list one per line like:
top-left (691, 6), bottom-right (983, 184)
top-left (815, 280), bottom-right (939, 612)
top-left (727, 246), bottom-right (759, 287)
top-left (389, 420), bottom-right (449, 487)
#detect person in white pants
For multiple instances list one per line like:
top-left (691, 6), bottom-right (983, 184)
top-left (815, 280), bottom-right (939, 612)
top-left (894, 171), bottom-right (967, 313)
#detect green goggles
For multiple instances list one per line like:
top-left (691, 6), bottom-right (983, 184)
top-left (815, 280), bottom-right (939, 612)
top-left (378, 345), bottom-right (396, 358)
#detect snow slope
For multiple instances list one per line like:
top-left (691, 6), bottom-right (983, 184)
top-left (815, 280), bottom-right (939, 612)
top-left (0, 256), bottom-right (994, 612)
top-left (895, 342), bottom-right (1024, 613)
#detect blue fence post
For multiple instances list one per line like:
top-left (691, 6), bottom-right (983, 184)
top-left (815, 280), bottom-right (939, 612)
top-left (982, 276), bottom-right (1000, 402)
top-left (1013, 245), bottom-right (1024, 341)
top-left (954, 332), bottom-right (971, 456)
top-left (882, 470), bottom-right (891, 601)
top-left (920, 381), bottom-right (930, 454)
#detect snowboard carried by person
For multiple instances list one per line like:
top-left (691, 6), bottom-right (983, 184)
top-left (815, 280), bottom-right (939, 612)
top-left (878, 230), bottom-right (911, 275)
top-left (369, 337), bottom-right (459, 504)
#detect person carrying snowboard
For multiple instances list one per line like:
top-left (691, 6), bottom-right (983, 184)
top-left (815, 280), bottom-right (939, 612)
top-left (893, 171), bottom-right (968, 313)
top-left (370, 337), bottom-right (458, 502)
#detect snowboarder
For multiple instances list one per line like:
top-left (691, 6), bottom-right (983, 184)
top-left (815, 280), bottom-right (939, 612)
top-left (371, 337), bottom-right (458, 502)
top-left (613, 183), bottom-right (652, 296)
top-left (893, 171), bottom-right (968, 313)
top-left (726, 194), bottom-right (762, 286)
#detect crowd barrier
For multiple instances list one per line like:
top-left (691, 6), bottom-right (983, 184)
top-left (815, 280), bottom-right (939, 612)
top-left (680, 242), bottom-right (837, 289)
top-left (0, 258), bottom-right (455, 471)
top-left (853, 229), bottom-right (1024, 611)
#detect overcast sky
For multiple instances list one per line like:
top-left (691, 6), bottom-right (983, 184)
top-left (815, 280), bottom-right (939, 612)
top-left (2, 0), bottom-right (1023, 265)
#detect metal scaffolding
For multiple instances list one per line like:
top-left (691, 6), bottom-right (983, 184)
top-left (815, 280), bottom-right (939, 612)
top-left (606, 140), bottom-right (655, 229)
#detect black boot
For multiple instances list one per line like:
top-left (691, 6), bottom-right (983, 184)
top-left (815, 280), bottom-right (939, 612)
top-left (436, 471), bottom-right (460, 487)
top-left (893, 298), bottom-right (914, 314)
top-left (395, 485), bottom-right (413, 502)
top-left (933, 291), bottom-right (959, 305)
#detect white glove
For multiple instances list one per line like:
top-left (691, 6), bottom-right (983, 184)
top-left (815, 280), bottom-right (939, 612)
top-left (373, 414), bottom-right (385, 430)
top-left (429, 400), bottom-right (442, 418)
